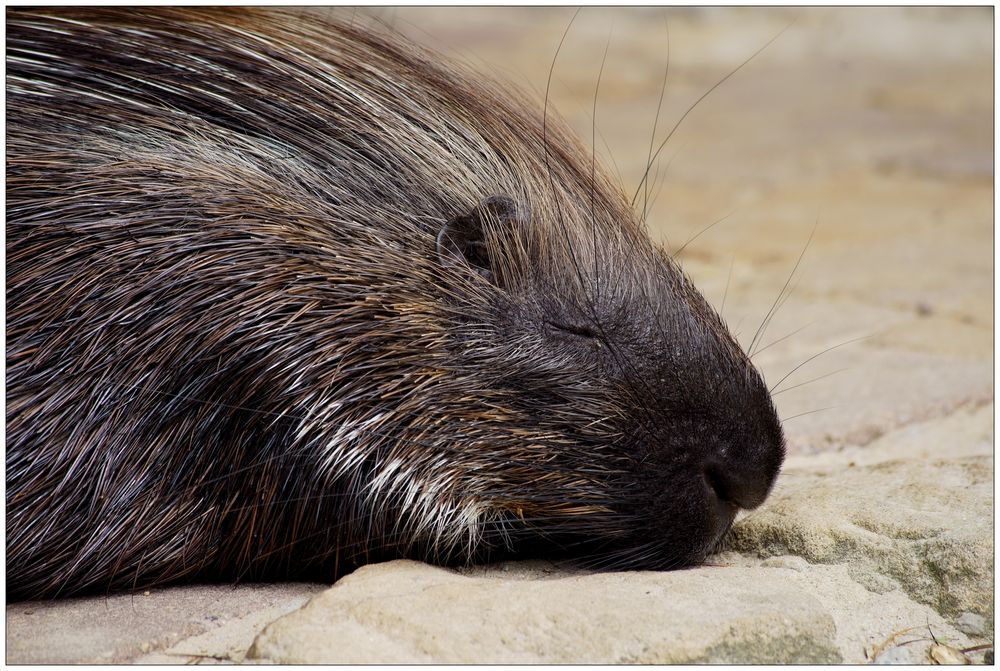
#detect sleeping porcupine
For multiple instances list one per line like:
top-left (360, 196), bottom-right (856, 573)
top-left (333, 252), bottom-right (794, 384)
top-left (6, 8), bottom-right (785, 600)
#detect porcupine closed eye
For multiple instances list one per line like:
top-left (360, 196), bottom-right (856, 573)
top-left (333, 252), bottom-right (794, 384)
top-left (5, 7), bottom-right (785, 600)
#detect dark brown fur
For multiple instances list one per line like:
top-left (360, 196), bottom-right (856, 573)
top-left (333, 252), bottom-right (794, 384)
top-left (6, 8), bottom-right (785, 601)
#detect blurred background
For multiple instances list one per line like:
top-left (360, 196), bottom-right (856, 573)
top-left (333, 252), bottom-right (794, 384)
top-left (309, 7), bottom-right (992, 456)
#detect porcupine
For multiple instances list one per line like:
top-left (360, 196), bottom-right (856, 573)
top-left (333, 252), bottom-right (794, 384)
top-left (6, 7), bottom-right (785, 600)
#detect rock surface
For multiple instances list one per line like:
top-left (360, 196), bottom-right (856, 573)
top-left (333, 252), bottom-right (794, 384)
top-left (247, 560), bottom-right (843, 664)
top-left (4, 583), bottom-right (323, 664)
top-left (5, 6), bottom-right (992, 665)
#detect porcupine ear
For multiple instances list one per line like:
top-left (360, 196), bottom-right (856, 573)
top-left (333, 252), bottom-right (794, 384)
top-left (436, 195), bottom-right (523, 283)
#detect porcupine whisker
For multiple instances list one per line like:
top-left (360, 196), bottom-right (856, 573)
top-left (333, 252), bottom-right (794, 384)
top-left (604, 542), bottom-right (663, 570)
top-left (581, 255), bottom-right (666, 401)
top-left (640, 12), bottom-right (671, 238)
top-left (719, 254), bottom-right (736, 317)
top-left (596, 128), bottom-right (627, 198)
top-left (589, 229), bottom-right (679, 413)
top-left (670, 209), bottom-right (737, 260)
top-left (770, 367), bottom-right (849, 396)
top-left (641, 139), bottom-right (689, 228)
top-left (545, 8), bottom-right (601, 311)
top-left (630, 21), bottom-right (794, 211)
top-left (602, 215), bottom-right (699, 421)
top-left (576, 317), bottom-right (667, 437)
top-left (602, 337), bottom-right (671, 435)
top-left (768, 334), bottom-right (870, 394)
top-left (591, 24), bottom-right (613, 306)
top-left (600, 297), bottom-right (692, 439)
top-left (749, 221), bottom-right (816, 358)
top-left (752, 320), bottom-right (817, 358)
top-left (750, 272), bottom-right (807, 357)
top-left (576, 542), bottom-right (668, 572)
top-left (549, 66), bottom-right (664, 435)
top-left (731, 315), bottom-right (748, 340)
top-left (780, 406), bottom-right (837, 423)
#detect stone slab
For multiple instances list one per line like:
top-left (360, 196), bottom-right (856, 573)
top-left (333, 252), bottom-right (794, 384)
top-left (247, 561), bottom-right (842, 664)
top-left (5, 583), bottom-right (323, 664)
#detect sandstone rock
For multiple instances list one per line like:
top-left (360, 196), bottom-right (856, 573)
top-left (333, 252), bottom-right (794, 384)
top-left (247, 560), bottom-right (841, 664)
top-left (4, 583), bottom-right (323, 664)
top-left (247, 552), bottom-right (981, 664)
top-left (873, 646), bottom-right (924, 664)
top-left (955, 612), bottom-right (988, 638)
top-left (761, 555), bottom-right (810, 571)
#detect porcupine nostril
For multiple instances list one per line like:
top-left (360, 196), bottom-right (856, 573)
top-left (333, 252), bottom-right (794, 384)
top-left (703, 460), bottom-right (772, 511)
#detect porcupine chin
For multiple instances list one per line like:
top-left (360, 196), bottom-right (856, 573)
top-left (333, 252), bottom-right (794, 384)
top-left (5, 7), bottom-right (786, 601)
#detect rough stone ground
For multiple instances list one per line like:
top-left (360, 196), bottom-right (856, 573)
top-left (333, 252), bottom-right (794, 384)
top-left (5, 7), bottom-right (993, 665)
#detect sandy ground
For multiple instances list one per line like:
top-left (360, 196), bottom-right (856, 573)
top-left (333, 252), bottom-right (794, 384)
top-left (5, 7), bottom-right (993, 664)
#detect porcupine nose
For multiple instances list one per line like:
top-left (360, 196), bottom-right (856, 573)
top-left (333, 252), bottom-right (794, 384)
top-left (703, 459), bottom-right (774, 511)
